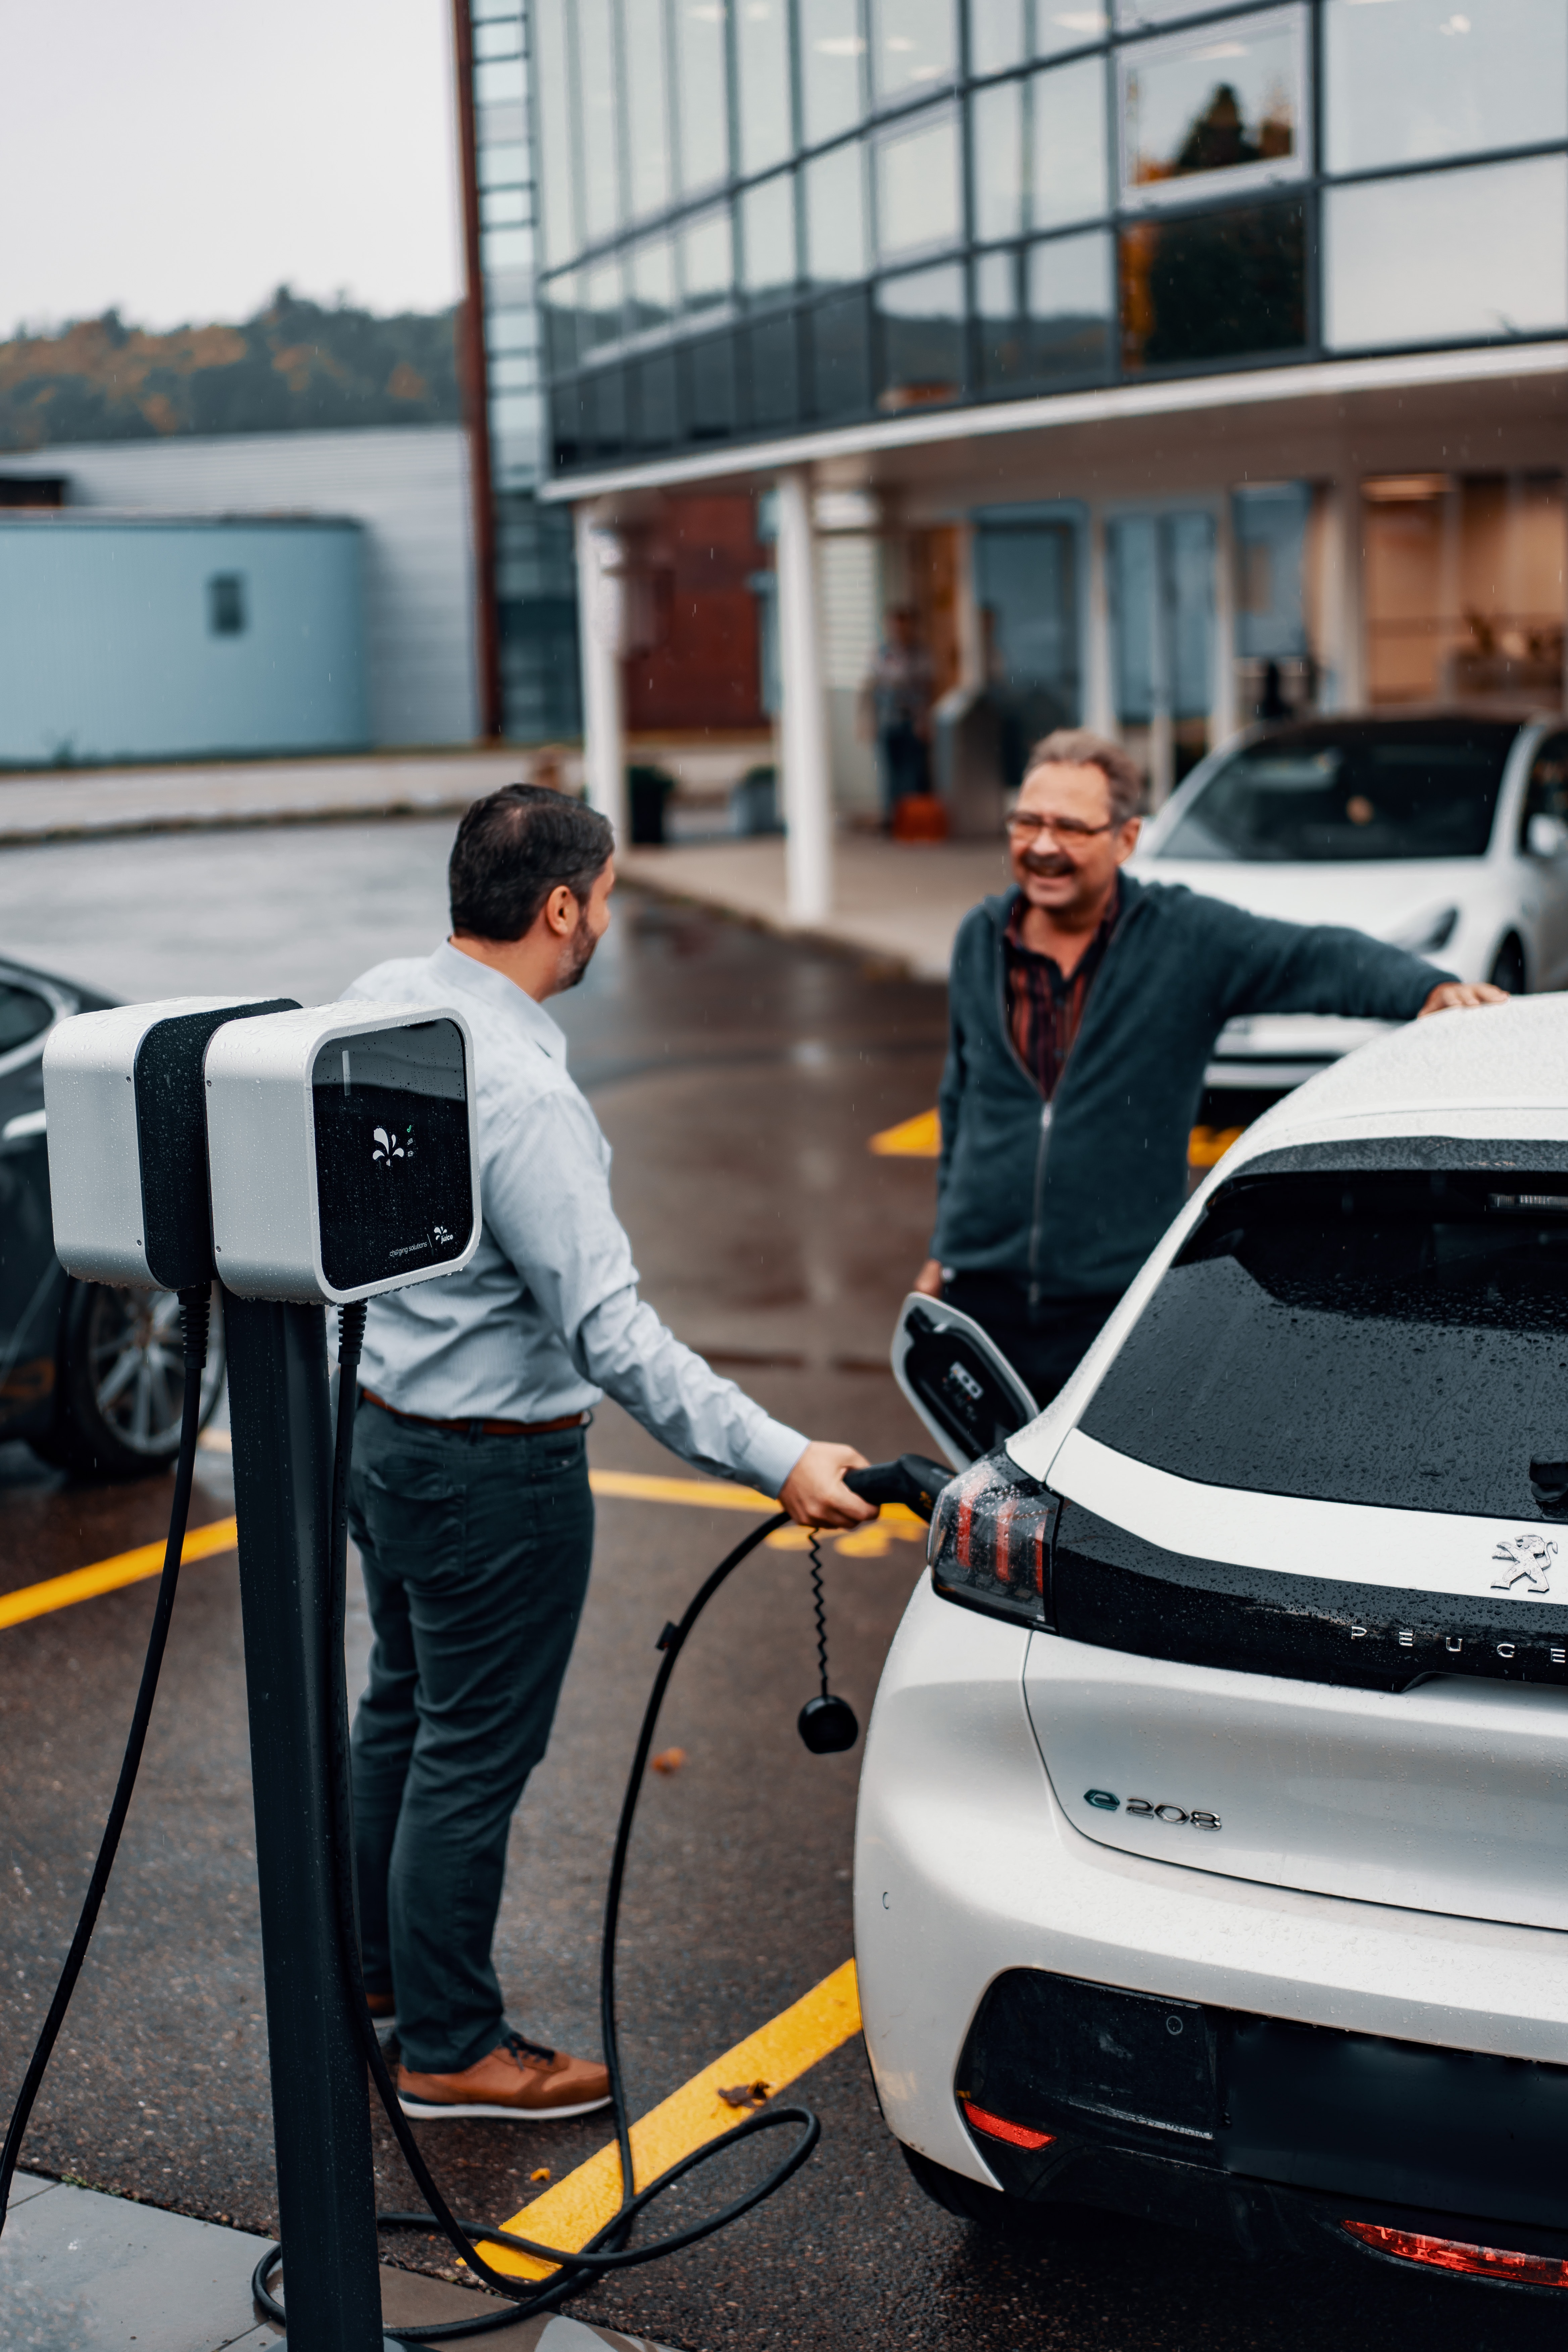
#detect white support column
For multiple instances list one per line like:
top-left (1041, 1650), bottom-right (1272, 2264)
top-left (574, 504), bottom-right (627, 844)
top-left (774, 468), bottom-right (833, 926)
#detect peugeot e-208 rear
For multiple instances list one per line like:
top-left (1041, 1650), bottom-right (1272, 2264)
top-left (856, 996), bottom-right (1568, 2299)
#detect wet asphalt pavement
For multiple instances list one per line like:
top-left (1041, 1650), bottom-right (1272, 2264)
top-left (0, 819), bottom-right (1553, 2350)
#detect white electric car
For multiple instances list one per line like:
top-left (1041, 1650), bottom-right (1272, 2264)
top-left (858, 994), bottom-right (1568, 2299)
top-left (1135, 712), bottom-right (1568, 1109)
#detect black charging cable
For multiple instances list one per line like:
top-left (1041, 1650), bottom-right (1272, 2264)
top-left (252, 1307), bottom-right (826, 2337)
top-left (0, 1286), bottom-right (212, 2241)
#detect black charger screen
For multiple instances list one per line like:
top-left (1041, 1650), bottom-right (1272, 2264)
top-left (310, 1020), bottom-right (475, 1293)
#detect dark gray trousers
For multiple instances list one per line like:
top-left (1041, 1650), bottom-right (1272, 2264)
top-left (346, 1396), bottom-right (594, 2074)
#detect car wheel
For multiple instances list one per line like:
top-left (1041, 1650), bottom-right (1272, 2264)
top-left (44, 1281), bottom-right (225, 1480)
top-left (900, 2144), bottom-right (1080, 2243)
top-left (1489, 936), bottom-right (1528, 994)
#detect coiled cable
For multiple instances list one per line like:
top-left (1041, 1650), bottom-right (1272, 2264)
top-left (0, 1286), bottom-right (212, 2239)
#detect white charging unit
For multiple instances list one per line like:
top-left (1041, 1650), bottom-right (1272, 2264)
top-left (203, 1000), bottom-right (482, 1305)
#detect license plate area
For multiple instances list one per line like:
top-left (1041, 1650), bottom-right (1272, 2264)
top-left (959, 1968), bottom-right (1219, 2146)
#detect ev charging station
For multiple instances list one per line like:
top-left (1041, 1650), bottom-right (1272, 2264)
top-left (39, 994), bottom-right (480, 2351)
top-left (12, 990), bottom-right (1025, 2349)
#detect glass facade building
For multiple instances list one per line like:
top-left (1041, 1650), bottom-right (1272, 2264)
top-left (464, 0), bottom-right (581, 739)
top-left (528, 0), bottom-right (1568, 471)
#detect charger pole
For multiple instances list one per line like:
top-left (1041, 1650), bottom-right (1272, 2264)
top-left (225, 1292), bottom-right (385, 2352)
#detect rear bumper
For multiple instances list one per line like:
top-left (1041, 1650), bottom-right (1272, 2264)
top-left (957, 1966), bottom-right (1568, 2247)
top-left (854, 1577), bottom-right (1568, 2204)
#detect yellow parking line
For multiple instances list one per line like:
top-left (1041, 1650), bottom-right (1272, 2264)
top-left (0, 1518), bottom-right (240, 1632)
top-left (477, 1958), bottom-right (863, 2281)
top-left (0, 1465), bottom-right (925, 1638)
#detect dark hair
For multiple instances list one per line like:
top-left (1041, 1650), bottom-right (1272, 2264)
top-left (449, 784), bottom-right (614, 942)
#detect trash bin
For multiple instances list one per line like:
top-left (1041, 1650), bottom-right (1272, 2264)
top-left (731, 765), bottom-right (782, 836)
top-left (627, 765), bottom-right (676, 845)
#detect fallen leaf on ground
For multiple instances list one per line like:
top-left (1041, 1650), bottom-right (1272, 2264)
top-left (650, 1747), bottom-right (687, 1774)
top-left (530, 2167), bottom-right (551, 2183)
top-left (717, 2079), bottom-right (771, 2109)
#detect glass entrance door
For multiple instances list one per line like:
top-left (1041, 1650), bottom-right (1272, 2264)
top-left (1108, 508), bottom-right (1216, 802)
top-left (974, 514), bottom-right (1082, 789)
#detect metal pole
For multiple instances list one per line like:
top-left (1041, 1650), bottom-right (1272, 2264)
top-left (225, 1293), bottom-right (384, 2352)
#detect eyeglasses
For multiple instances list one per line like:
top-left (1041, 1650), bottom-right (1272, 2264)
top-left (1004, 812), bottom-right (1116, 844)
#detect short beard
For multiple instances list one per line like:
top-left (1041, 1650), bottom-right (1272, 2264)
top-left (555, 908), bottom-right (599, 990)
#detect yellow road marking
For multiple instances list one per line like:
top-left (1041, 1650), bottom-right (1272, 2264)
top-left (590, 1471), bottom-right (924, 1547)
top-left (872, 1102), bottom-right (1250, 1173)
top-left (2, 1465), bottom-right (926, 1637)
top-left (0, 1518), bottom-right (240, 1632)
top-left (869, 1108), bottom-right (941, 1157)
top-left (478, 1958), bottom-right (863, 2280)
top-left (1188, 1123), bottom-right (1246, 1169)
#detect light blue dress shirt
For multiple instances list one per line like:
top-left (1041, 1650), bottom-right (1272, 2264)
top-left (342, 942), bottom-right (807, 1495)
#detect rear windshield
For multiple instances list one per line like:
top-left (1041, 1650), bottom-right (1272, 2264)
top-left (1157, 721), bottom-right (1516, 863)
top-left (1079, 1171), bottom-right (1568, 1520)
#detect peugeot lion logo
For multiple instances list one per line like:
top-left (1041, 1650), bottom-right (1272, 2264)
top-left (1491, 1533), bottom-right (1557, 1595)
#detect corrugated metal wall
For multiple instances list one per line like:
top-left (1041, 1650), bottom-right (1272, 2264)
top-left (0, 427), bottom-right (476, 748)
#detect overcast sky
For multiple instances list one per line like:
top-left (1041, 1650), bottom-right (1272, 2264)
top-left (1, 0), bottom-right (463, 336)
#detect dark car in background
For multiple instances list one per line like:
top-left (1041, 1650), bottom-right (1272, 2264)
top-left (0, 958), bottom-right (224, 1477)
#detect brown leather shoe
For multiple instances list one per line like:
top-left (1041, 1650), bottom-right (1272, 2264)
top-left (398, 2030), bottom-right (611, 2121)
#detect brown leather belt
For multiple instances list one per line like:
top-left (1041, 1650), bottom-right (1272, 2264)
top-left (362, 1389), bottom-right (588, 1439)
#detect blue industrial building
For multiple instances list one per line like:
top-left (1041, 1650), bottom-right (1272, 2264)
top-left (0, 513), bottom-right (368, 769)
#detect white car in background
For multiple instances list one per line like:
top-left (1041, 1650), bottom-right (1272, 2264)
top-left (859, 995), bottom-right (1568, 2301)
top-left (1134, 712), bottom-right (1568, 1109)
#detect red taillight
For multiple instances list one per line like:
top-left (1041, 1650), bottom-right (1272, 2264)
top-left (962, 2099), bottom-right (1055, 2151)
top-left (929, 1454), bottom-right (1055, 1628)
top-left (1342, 2221), bottom-right (1568, 2289)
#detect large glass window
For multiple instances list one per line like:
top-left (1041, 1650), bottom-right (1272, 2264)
top-left (1027, 228), bottom-right (1115, 377)
top-left (972, 79), bottom-right (1025, 242)
top-left (870, 0), bottom-right (958, 106)
top-left (747, 312), bottom-right (801, 424)
top-left (533, 0), bottom-right (578, 267)
top-left (675, 0), bottom-right (730, 192)
top-left (1325, 0), bottom-right (1567, 177)
top-left (737, 0), bottom-right (794, 176)
top-left (1037, 0), bottom-right (1109, 52)
top-left (1325, 156), bottom-right (1568, 352)
top-left (583, 259), bottom-right (625, 354)
top-left (577, 0), bottom-right (622, 242)
top-left (541, 274), bottom-right (580, 374)
top-left (680, 208), bottom-right (735, 320)
top-left (1034, 54), bottom-right (1110, 230)
top-left (972, 0), bottom-right (1026, 77)
top-left (479, 141), bottom-right (528, 190)
top-left (624, 0), bottom-right (674, 220)
top-left (1121, 197), bottom-right (1307, 368)
top-left (800, 0), bottom-right (867, 146)
top-left (876, 261), bottom-right (965, 408)
top-left (805, 141), bottom-right (869, 282)
top-left (741, 174), bottom-right (798, 301)
top-left (810, 289), bottom-right (872, 414)
top-left (1120, 9), bottom-right (1306, 208)
top-left (876, 109), bottom-right (962, 257)
top-left (629, 239), bottom-right (677, 337)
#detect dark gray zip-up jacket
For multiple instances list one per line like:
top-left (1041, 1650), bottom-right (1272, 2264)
top-left (932, 877), bottom-right (1451, 1297)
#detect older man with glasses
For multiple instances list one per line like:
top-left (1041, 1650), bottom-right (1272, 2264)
top-left (912, 726), bottom-right (1505, 1403)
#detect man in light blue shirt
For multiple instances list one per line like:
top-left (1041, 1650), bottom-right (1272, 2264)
top-left (343, 783), bottom-right (872, 2123)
